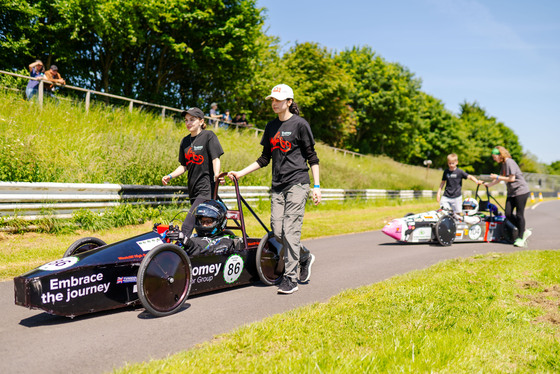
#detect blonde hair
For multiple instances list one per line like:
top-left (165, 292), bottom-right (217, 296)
top-left (447, 153), bottom-right (458, 163)
top-left (494, 146), bottom-right (511, 163)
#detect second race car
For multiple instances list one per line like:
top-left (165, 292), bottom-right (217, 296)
top-left (382, 186), bottom-right (519, 246)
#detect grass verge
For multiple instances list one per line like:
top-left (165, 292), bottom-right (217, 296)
top-left (115, 250), bottom-right (560, 373)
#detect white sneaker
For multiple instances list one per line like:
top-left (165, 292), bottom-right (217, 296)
top-left (513, 238), bottom-right (526, 247)
top-left (523, 229), bottom-right (532, 241)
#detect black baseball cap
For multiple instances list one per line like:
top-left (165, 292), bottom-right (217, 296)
top-left (181, 107), bottom-right (204, 119)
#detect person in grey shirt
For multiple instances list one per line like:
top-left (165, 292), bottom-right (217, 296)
top-left (484, 146), bottom-right (531, 247)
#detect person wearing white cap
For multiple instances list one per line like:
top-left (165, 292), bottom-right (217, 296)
top-left (228, 84), bottom-right (321, 294)
top-left (162, 107), bottom-right (224, 238)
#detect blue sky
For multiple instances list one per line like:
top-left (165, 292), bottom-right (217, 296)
top-left (256, 0), bottom-right (560, 164)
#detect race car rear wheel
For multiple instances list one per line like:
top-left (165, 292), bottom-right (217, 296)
top-left (138, 244), bottom-right (192, 317)
top-left (435, 215), bottom-right (456, 246)
top-left (256, 233), bottom-right (284, 286)
top-left (64, 237), bottom-right (106, 257)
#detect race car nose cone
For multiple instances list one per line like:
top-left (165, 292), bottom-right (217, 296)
top-left (382, 219), bottom-right (405, 241)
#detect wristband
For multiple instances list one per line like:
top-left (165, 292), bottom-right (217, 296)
top-left (314, 184), bottom-right (320, 188)
top-left (167, 174), bottom-right (173, 179)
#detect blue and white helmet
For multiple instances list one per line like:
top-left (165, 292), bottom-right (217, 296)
top-left (462, 198), bottom-right (479, 216)
top-left (194, 200), bottom-right (227, 236)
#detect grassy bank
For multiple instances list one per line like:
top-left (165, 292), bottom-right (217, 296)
top-left (0, 90), bottom-right (445, 190)
top-left (116, 250), bottom-right (560, 373)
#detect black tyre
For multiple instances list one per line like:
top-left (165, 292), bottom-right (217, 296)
top-left (256, 233), bottom-right (284, 286)
top-left (404, 212), bottom-right (415, 217)
top-left (435, 215), bottom-right (456, 246)
top-left (138, 244), bottom-right (192, 317)
top-left (64, 237), bottom-right (106, 257)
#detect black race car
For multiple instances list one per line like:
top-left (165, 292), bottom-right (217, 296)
top-left (14, 174), bottom-right (284, 317)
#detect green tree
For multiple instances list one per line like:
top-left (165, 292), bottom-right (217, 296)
top-left (0, 1), bottom-right (36, 68)
top-left (230, 41), bottom-right (352, 145)
top-left (519, 151), bottom-right (546, 173)
top-left (458, 102), bottom-right (523, 174)
top-left (548, 161), bottom-right (560, 175)
top-left (2, 0), bottom-right (266, 108)
top-left (411, 93), bottom-right (470, 171)
top-left (278, 42), bottom-right (352, 145)
top-left (225, 32), bottom-right (283, 125)
top-left (336, 46), bottom-right (425, 161)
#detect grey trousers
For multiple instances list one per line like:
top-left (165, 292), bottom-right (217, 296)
top-left (270, 183), bottom-right (311, 282)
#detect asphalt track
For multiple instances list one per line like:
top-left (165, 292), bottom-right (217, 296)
top-left (1, 200), bottom-right (558, 374)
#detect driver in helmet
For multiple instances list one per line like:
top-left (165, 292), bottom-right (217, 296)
top-left (462, 197), bottom-right (479, 216)
top-left (461, 197), bottom-right (482, 224)
top-left (183, 200), bottom-right (236, 256)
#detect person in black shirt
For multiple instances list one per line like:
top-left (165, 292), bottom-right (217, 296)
top-left (436, 153), bottom-right (481, 213)
top-left (228, 84), bottom-right (320, 294)
top-left (162, 107), bottom-right (224, 238)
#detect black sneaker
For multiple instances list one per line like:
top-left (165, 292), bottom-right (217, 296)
top-left (277, 277), bottom-right (298, 294)
top-left (299, 254), bottom-right (315, 283)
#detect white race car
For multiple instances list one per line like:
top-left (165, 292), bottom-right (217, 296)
top-left (382, 187), bottom-right (518, 246)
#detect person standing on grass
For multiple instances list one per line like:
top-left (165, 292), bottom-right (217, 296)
top-left (484, 146), bottom-right (531, 247)
top-left (436, 153), bottom-right (482, 213)
top-left (25, 60), bottom-right (45, 100)
top-left (43, 65), bottom-right (66, 100)
top-left (162, 107), bottom-right (224, 238)
top-left (228, 84), bottom-right (320, 295)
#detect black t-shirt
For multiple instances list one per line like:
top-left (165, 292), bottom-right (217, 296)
top-left (256, 115), bottom-right (319, 192)
top-left (178, 130), bottom-right (224, 200)
top-left (441, 168), bottom-right (469, 198)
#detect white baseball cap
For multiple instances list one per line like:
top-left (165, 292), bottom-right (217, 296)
top-left (265, 84), bottom-right (294, 100)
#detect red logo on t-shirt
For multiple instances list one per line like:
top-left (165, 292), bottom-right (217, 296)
top-left (270, 132), bottom-right (291, 152)
top-left (185, 148), bottom-right (204, 165)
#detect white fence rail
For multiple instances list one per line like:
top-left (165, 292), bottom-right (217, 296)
top-left (3, 181), bottom-right (557, 221)
top-left (0, 182), bottom-right (441, 220)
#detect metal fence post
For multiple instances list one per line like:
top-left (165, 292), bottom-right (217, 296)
top-left (85, 91), bottom-right (91, 113)
top-left (38, 80), bottom-right (44, 108)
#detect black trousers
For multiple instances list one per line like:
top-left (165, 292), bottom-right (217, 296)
top-left (505, 192), bottom-right (529, 237)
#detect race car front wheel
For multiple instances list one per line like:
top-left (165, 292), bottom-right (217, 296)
top-left (256, 233), bottom-right (284, 286)
top-left (138, 244), bottom-right (192, 317)
top-left (435, 215), bottom-right (456, 246)
top-left (64, 237), bottom-right (107, 257)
